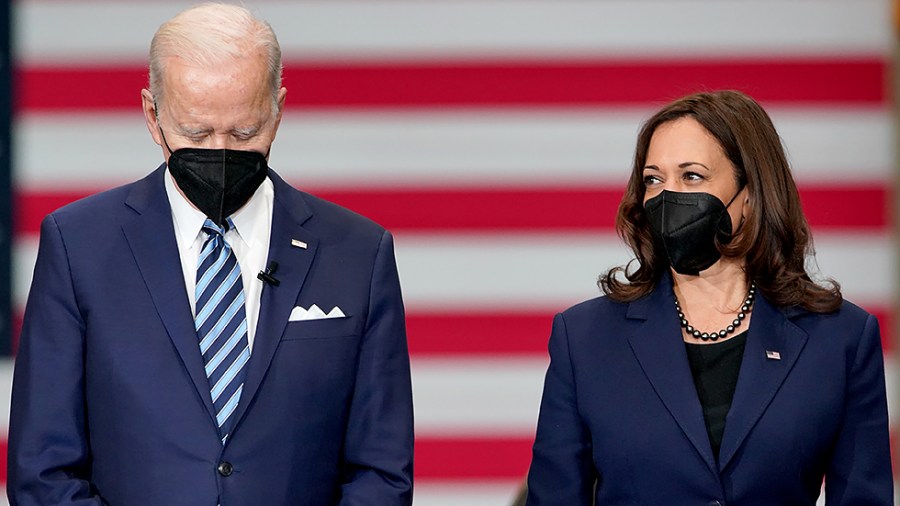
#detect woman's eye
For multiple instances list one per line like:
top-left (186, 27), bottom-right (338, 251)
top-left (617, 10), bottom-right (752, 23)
top-left (683, 172), bottom-right (704, 181)
top-left (643, 174), bottom-right (661, 185)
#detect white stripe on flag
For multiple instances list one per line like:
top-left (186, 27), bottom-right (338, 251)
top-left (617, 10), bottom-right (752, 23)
top-left (15, 108), bottom-right (893, 189)
top-left (0, 358), bottom-right (894, 445)
top-left (412, 357), bottom-right (546, 437)
top-left (414, 481), bottom-right (524, 506)
top-left (12, 233), bottom-right (895, 312)
top-left (17, 1), bottom-right (890, 64)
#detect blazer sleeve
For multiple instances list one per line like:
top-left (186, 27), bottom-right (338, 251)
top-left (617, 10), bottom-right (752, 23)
top-left (526, 312), bottom-right (595, 505)
top-left (824, 312), bottom-right (894, 504)
top-left (7, 215), bottom-right (105, 505)
top-left (338, 230), bottom-right (414, 505)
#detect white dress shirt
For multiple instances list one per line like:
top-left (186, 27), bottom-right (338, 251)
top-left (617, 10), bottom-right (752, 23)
top-left (164, 169), bottom-right (274, 349)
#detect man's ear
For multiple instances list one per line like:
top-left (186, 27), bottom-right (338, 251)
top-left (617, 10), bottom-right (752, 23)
top-left (271, 87), bottom-right (287, 140)
top-left (141, 89), bottom-right (163, 147)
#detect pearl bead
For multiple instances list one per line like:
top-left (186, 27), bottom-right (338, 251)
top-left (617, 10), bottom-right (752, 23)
top-left (675, 282), bottom-right (756, 340)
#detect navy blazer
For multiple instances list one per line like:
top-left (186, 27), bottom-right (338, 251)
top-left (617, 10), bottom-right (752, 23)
top-left (8, 167), bottom-right (414, 505)
top-left (527, 275), bottom-right (892, 505)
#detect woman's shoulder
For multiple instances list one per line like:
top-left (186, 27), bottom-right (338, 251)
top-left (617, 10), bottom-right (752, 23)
top-left (552, 295), bottom-right (636, 344)
top-left (785, 298), bottom-right (882, 349)
top-left (559, 294), bottom-right (629, 321)
top-left (787, 298), bottom-right (874, 328)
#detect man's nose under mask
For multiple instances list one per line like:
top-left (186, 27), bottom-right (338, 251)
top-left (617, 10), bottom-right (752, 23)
top-left (160, 130), bottom-right (269, 227)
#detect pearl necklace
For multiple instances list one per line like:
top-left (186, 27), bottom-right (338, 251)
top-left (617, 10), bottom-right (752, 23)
top-left (674, 282), bottom-right (756, 341)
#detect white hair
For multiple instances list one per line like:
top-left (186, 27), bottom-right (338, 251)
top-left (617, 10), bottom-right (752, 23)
top-left (148, 2), bottom-right (283, 111)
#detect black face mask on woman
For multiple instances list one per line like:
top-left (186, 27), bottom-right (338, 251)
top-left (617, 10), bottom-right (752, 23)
top-left (644, 189), bottom-right (741, 276)
top-left (160, 129), bottom-right (269, 227)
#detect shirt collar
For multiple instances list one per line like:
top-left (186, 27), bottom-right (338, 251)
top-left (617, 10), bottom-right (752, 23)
top-left (164, 168), bottom-right (272, 249)
top-left (229, 175), bottom-right (273, 250)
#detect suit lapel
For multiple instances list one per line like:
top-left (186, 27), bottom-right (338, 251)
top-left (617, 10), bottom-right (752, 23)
top-left (626, 275), bottom-right (719, 475)
top-left (121, 166), bottom-right (218, 422)
top-left (717, 295), bottom-right (808, 470)
top-left (229, 172), bottom-right (318, 431)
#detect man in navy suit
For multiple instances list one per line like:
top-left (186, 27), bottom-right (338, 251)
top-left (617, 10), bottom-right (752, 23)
top-left (8, 4), bottom-right (414, 505)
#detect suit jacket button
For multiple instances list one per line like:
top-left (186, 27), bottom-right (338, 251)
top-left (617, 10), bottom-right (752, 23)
top-left (217, 461), bottom-right (233, 477)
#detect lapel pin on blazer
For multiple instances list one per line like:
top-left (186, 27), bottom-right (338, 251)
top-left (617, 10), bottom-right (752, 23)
top-left (291, 239), bottom-right (308, 249)
top-left (765, 350), bottom-right (782, 360)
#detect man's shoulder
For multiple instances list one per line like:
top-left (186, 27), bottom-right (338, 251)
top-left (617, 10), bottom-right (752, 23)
top-left (282, 185), bottom-right (387, 239)
top-left (49, 176), bottom-right (150, 226)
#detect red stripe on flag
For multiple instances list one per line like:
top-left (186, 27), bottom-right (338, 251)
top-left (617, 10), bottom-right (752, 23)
top-left (0, 439), bottom-right (6, 482)
top-left (408, 307), bottom-right (893, 356)
top-left (17, 57), bottom-right (886, 111)
top-left (12, 307), bottom-right (893, 357)
top-left (0, 434), bottom-right (895, 483)
top-left (408, 312), bottom-right (554, 356)
top-left (13, 184), bottom-right (889, 235)
top-left (799, 186), bottom-right (892, 230)
top-left (0, 436), bottom-right (529, 483)
top-left (415, 436), bottom-right (532, 480)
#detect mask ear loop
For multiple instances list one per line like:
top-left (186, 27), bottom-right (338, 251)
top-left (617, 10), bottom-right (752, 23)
top-left (719, 185), bottom-right (747, 237)
top-left (723, 186), bottom-right (743, 209)
top-left (153, 100), bottom-right (178, 156)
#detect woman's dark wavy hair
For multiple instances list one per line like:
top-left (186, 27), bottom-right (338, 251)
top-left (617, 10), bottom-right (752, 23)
top-left (599, 90), bottom-right (841, 313)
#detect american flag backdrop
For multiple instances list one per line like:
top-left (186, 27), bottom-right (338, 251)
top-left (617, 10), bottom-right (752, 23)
top-left (5, 1), bottom-right (898, 504)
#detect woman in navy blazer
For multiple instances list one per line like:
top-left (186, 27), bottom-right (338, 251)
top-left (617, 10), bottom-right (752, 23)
top-left (526, 90), bottom-right (893, 505)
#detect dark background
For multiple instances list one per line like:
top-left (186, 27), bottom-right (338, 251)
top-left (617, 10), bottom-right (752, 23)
top-left (1, 0), bottom-right (12, 355)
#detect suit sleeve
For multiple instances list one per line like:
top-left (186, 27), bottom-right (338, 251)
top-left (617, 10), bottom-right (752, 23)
top-left (526, 313), bottom-right (594, 505)
top-left (7, 215), bottom-right (105, 505)
top-left (338, 230), bottom-right (414, 505)
top-left (824, 313), bottom-right (894, 505)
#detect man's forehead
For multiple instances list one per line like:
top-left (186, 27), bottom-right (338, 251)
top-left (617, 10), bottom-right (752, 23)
top-left (163, 55), bottom-right (270, 95)
top-left (161, 80), bottom-right (272, 122)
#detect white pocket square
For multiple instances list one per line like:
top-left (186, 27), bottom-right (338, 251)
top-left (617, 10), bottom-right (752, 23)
top-left (289, 304), bottom-right (347, 321)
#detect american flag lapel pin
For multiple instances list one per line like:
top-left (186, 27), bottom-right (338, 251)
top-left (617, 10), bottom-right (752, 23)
top-left (291, 239), bottom-right (308, 249)
top-left (765, 350), bottom-right (781, 360)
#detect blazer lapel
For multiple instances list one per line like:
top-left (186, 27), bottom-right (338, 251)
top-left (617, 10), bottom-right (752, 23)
top-left (229, 172), bottom-right (318, 431)
top-left (121, 166), bottom-right (218, 423)
top-left (717, 295), bottom-right (808, 471)
top-left (626, 275), bottom-right (719, 475)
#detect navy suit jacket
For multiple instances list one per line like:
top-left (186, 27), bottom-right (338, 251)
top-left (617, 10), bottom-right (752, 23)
top-left (8, 167), bottom-right (414, 505)
top-left (527, 275), bottom-right (892, 505)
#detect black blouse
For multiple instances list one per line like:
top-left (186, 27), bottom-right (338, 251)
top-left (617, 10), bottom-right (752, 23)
top-left (684, 331), bottom-right (748, 460)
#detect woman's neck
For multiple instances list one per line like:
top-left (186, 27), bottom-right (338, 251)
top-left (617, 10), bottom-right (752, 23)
top-left (671, 259), bottom-right (752, 342)
top-left (672, 260), bottom-right (747, 308)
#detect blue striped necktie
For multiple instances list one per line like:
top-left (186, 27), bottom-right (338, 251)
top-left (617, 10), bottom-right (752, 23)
top-left (195, 218), bottom-right (250, 444)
